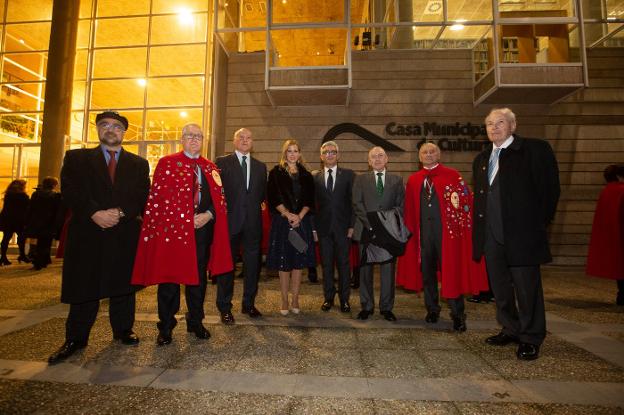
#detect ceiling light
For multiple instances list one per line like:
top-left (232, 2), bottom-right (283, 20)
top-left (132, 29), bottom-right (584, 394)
top-left (177, 7), bottom-right (194, 25)
top-left (450, 24), bottom-right (464, 31)
top-left (316, 51), bottom-right (320, 55)
top-left (19, 39), bottom-right (25, 44)
top-left (137, 78), bottom-right (147, 87)
top-left (180, 111), bottom-right (188, 118)
top-left (282, 0), bottom-right (287, 4)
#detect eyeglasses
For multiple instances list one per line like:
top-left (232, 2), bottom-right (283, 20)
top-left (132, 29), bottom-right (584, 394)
top-left (183, 133), bottom-right (203, 141)
top-left (97, 122), bottom-right (125, 132)
top-left (322, 150), bottom-right (338, 155)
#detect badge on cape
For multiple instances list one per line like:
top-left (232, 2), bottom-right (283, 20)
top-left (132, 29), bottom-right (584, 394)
top-left (212, 170), bottom-right (222, 186)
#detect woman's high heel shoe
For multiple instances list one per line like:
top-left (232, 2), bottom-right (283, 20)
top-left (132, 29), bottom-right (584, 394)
top-left (17, 255), bottom-right (31, 264)
top-left (280, 309), bottom-right (289, 316)
top-left (0, 256), bottom-right (11, 266)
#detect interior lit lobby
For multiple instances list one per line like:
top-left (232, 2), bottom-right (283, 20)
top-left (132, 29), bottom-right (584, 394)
top-left (0, 0), bottom-right (623, 413)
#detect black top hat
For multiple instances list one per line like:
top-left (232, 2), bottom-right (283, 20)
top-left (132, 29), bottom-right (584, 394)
top-left (95, 111), bottom-right (129, 130)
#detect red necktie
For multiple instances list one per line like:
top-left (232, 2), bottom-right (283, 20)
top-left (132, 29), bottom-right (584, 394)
top-left (107, 150), bottom-right (117, 183)
top-left (192, 162), bottom-right (200, 211)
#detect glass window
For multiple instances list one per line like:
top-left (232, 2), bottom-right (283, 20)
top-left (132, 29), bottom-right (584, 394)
top-left (0, 113), bottom-right (43, 142)
top-left (93, 47), bottom-right (147, 78)
top-left (149, 44), bottom-right (206, 76)
top-left (96, 0), bottom-right (150, 17)
top-left (271, 28), bottom-right (347, 66)
top-left (90, 79), bottom-right (146, 109)
top-left (435, 25), bottom-right (491, 49)
top-left (4, 22), bottom-right (52, 52)
top-left (72, 81), bottom-right (87, 110)
top-left (77, 20), bottom-right (92, 49)
top-left (447, 0), bottom-right (492, 21)
top-left (69, 111), bottom-right (84, 144)
top-left (80, 0), bottom-right (93, 19)
top-left (150, 13), bottom-right (208, 44)
top-left (6, 0), bottom-right (52, 22)
top-left (152, 0), bottom-right (210, 14)
top-left (146, 76), bottom-right (204, 107)
top-left (145, 108), bottom-right (203, 141)
top-left (74, 49), bottom-right (88, 81)
top-left (94, 17), bottom-right (149, 47)
top-left (146, 142), bottom-right (180, 173)
top-left (20, 146), bottom-right (41, 177)
top-left (273, 0), bottom-right (344, 24)
top-left (87, 110), bottom-right (143, 142)
top-left (498, 0), bottom-right (576, 18)
top-left (1, 82), bottom-right (46, 112)
top-left (2, 53), bottom-right (48, 82)
top-left (409, 0), bottom-right (444, 23)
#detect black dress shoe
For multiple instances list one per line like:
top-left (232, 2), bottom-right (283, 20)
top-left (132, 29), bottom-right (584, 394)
top-left (48, 340), bottom-right (86, 364)
top-left (321, 301), bottom-right (333, 312)
top-left (356, 310), bottom-right (372, 320)
top-left (221, 311), bottom-right (235, 325)
top-left (517, 343), bottom-right (540, 360)
top-left (452, 315), bottom-right (467, 332)
top-left (467, 296), bottom-right (485, 304)
top-left (381, 311), bottom-right (397, 322)
top-left (340, 302), bottom-right (351, 313)
top-left (241, 306), bottom-right (263, 318)
top-left (485, 332), bottom-right (519, 346)
top-left (187, 324), bottom-right (211, 340)
top-left (425, 311), bottom-right (439, 323)
top-left (156, 330), bottom-right (172, 346)
top-left (113, 330), bottom-right (140, 345)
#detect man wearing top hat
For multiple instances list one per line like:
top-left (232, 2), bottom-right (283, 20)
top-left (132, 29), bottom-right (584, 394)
top-left (48, 111), bottom-right (150, 364)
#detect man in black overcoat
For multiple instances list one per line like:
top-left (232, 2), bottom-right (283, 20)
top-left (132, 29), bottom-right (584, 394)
top-left (215, 128), bottom-right (267, 324)
top-left (313, 141), bottom-right (355, 313)
top-left (48, 111), bottom-right (150, 364)
top-left (472, 107), bottom-right (560, 361)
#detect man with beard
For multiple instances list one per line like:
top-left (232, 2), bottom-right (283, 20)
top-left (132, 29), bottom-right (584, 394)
top-left (48, 111), bottom-right (150, 364)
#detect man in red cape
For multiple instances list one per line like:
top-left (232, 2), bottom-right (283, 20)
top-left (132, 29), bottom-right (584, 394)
top-left (397, 142), bottom-right (488, 330)
top-left (586, 164), bottom-right (624, 305)
top-left (132, 123), bottom-right (233, 345)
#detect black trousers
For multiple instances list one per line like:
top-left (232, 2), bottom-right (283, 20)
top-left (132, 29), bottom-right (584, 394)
top-left (65, 293), bottom-right (136, 343)
top-left (421, 226), bottom-right (464, 317)
top-left (319, 229), bottom-right (351, 304)
top-left (484, 228), bottom-right (546, 345)
top-left (157, 236), bottom-right (210, 331)
top-left (33, 235), bottom-right (53, 268)
top-left (1, 229), bottom-right (26, 257)
top-left (216, 225), bottom-right (262, 312)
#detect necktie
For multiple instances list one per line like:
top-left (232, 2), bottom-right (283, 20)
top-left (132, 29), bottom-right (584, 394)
top-left (107, 150), bottom-right (117, 183)
top-left (376, 172), bottom-right (384, 196)
top-left (241, 155), bottom-right (248, 190)
top-left (424, 175), bottom-right (433, 201)
top-left (192, 162), bottom-right (200, 211)
top-left (327, 168), bottom-right (333, 192)
top-left (488, 148), bottom-right (501, 185)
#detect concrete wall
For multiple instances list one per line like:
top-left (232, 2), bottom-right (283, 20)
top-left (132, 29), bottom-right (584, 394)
top-left (219, 48), bottom-right (624, 266)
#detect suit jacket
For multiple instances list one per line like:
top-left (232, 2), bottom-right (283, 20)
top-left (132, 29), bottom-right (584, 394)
top-left (25, 189), bottom-right (61, 238)
top-left (313, 166), bottom-right (355, 236)
top-left (267, 164), bottom-right (315, 215)
top-left (60, 146), bottom-right (150, 304)
top-left (352, 170), bottom-right (404, 242)
top-left (216, 153), bottom-right (267, 237)
top-left (472, 134), bottom-right (560, 265)
top-left (0, 192), bottom-right (29, 232)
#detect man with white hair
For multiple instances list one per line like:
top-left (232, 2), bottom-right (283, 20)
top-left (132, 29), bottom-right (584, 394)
top-left (473, 108), bottom-right (560, 360)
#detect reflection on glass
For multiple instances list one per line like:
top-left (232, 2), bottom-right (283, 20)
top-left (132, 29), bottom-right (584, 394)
top-left (74, 50), bottom-right (88, 81)
top-left (5, 22), bottom-right (52, 52)
top-left (447, 0), bottom-right (492, 21)
top-left (77, 20), bottom-right (92, 49)
top-left (146, 77), bottom-right (204, 107)
top-left (149, 44), bottom-right (206, 76)
top-left (93, 47), bottom-right (147, 78)
top-left (2, 53), bottom-right (48, 83)
top-left (273, 0), bottom-right (344, 24)
top-left (152, 0), bottom-right (209, 14)
top-left (96, 0), bottom-right (150, 17)
top-left (90, 79), bottom-right (145, 109)
top-left (95, 17), bottom-right (149, 47)
top-left (150, 13), bottom-right (208, 44)
top-left (145, 108), bottom-right (203, 141)
top-left (1, 82), bottom-right (46, 112)
top-left (87, 110), bottom-right (144, 142)
top-left (6, 0), bottom-right (52, 22)
top-left (72, 81), bottom-right (86, 110)
top-left (0, 114), bottom-right (42, 142)
top-left (498, 0), bottom-right (575, 17)
top-left (271, 29), bottom-right (346, 66)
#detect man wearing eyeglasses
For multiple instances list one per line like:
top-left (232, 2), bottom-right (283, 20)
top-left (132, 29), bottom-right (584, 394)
top-left (132, 124), bottom-right (233, 346)
top-left (313, 141), bottom-right (355, 313)
top-left (49, 111), bottom-right (150, 364)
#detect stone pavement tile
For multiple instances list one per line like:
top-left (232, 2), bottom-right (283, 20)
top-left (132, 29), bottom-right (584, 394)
top-left (291, 374), bottom-right (370, 399)
top-left (374, 400), bottom-right (460, 414)
top-left (0, 262), bottom-right (61, 310)
top-left (234, 343), bottom-right (302, 374)
top-left (355, 328), bottom-right (420, 350)
top-left (289, 396), bottom-right (376, 415)
top-left (420, 349), bottom-right (501, 380)
top-left (361, 348), bottom-right (432, 378)
top-left (297, 347), bottom-right (365, 377)
top-left (455, 402), bottom-right (623, 415)
top-left (513, 379), bottom-right (624, 408)
top-left (248, 326), bottom-right (306, 348)
top-left (301, 327), bottom-right (358, 349)
top-left (0, 316), bottom-right (11, 322)
top-left (603, 331), bottom-right (624, 343)
top-left (412, 329), bottom-right (465, 350)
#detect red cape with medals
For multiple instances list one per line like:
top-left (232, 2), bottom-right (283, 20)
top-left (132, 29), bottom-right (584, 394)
top-left (131, 152), bottom-right (233, 286)
top-left (396, 164), bottom-right (488, 298)
top-left (586, 181), bottom-right (624, 280)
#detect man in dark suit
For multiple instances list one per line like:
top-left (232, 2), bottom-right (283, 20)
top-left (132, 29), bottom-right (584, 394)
top-left (216, 128), bottom-right (267, 324)
top-left (313, 141), bottom-right (355, 313)
top-left (473, 107), bottom-right (560, 361)
top-left (352, 146), bottom-right (405, 322)
top-left (48, 111), bottom-right (150, 364)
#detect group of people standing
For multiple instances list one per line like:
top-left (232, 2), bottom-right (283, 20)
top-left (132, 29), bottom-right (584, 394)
top-left (46, 106), bottom-right (562, 365)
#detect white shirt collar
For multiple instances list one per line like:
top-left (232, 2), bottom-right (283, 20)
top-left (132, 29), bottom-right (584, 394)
top-left (235, 150), bottom-right (249, 163)
top-left (493, 135), bottom-right (514, 150)
top-left (184, 151), bottom-right (200, 159)
top-left (423, 163), bottom-right (439, 170)
top-left (373, 169), bottom-right (386, 176)
top-left (324, 165), bottom-right (337, 174)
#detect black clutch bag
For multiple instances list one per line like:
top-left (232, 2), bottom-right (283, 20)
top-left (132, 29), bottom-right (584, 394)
top-left (288, 228), bottom-right (308, 253)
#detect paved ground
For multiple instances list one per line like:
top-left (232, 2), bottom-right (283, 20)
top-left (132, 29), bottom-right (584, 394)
top-left (0, 257), bottom-right (622, 414)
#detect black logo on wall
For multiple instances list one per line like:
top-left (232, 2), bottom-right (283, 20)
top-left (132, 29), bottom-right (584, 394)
top-left (323, 122), bottom-right (489, 152)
